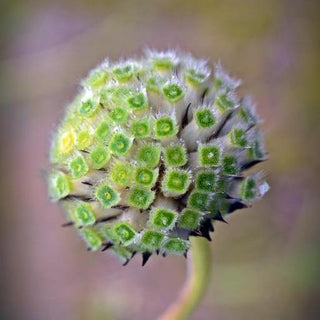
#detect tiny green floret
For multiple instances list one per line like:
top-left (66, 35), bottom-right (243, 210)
top-left (130, 118), bottom-right (152, 139)
top-left (198, 144), bottom-right (220, 167)
top-left (110, 161), bottom-right (133, 187)
top-left (216, 176), bottom-right (228, 193)
top-left (195, 170), bottom-right (216, 192)
top-left (84, 68), bottom-right (108, 88)
top-left (81, 227), bottom-right (103, 251)
top-left (240, 177), bottom-right (256, 201)
top-left (128, 187), bottom-right (155, 209)
top-left (194, 109), bottom-right (216, 129)
top-left (78, 99), bottom-right (99, 117)
top-left (109, 106), bottom-right (129, 124)
top-left (152, 58), bottom-right (174, 71)
top-left (146, 76), bottom-right (163, 93)
top-left (90, 145), bottom-right (110, 169)
top-left (222, 154), bottom-right (238, 175)
top-left (162, 169), bottom-right (191, 196)
top-left (95, 184), bottom-right (120, 208)
top-left (135, 167), bottom-right (158, 187)
top-left (150, 208), bottom-right (178, 230)
top-left (141, 230), bottom-right (165, 251)
top-left (178, 208), bottom-right (202, 230)
top-left (113, 222), bottom-right (137, 246)
top-left (162, 83), bottom-right (184, 103)
top-left (163, 144), bottom-right (187, 167)
top-left (69, 154), bottom-right (89, 179)
top-left (56, 129), bottom-right (75, 156)
top-left (127, 92), bottom-right (148, 112)
top-left (76, 130), bottom-right (93, 150)
top-left (229, 128), bottom-right (247, 147)
top-left (185, 69), bottom-right (207, 86)
top-left (71, 202), bottom-right (96, 227)
top-left (248, 140), bottom-right (264, 159)
top-left (109, 132), bottom-right (133, 156)
top-left (238, 106), bottom-right (255, 125)
top-left (164, 238), bottom-right (189, 255)
top-left (48, 171), bottom-right (71, 200)
top-left (136, 144), bottom-right (161, 168)
top-left (95, 120), bottom-right (112, 142)
top-left (187, 190), bottom-right (211, 211)
top-left (112, 64), bottom-right (133, 82)
top-left (154, 116), bottom-right (178, 139)
top-left (215, 93), bottom-right (234, 112)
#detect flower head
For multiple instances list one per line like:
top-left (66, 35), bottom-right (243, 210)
top-left (48, 50), bottom-right (269, 265)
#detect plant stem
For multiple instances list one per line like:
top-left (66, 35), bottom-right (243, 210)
top-left (158, 237), bottom-right (212, 320)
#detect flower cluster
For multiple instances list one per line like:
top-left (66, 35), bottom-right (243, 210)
top-left (47, 50), bottom-right (269, 265)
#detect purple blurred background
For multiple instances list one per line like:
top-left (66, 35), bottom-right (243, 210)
top-left (0, 0), bottom-right (319, 319)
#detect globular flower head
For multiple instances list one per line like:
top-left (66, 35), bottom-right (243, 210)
top-left (47, 50), bottom-right (269, 265)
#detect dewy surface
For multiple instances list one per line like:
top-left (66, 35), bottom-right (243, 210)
top-left (47, 50), bottom-right (269, 265)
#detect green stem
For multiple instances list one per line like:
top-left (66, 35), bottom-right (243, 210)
top-left (158, 237), bottom-right (212, 320)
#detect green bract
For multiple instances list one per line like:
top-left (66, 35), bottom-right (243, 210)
top-left (48, 50), bottom-right (269, 264)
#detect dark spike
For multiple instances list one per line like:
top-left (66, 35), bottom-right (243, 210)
top-left (156, 249), bottom-right (160, 255)
top-left (206, 110), bottom-right (233, 141)
top-left (81, 181), bottom-right (93, 186)
top-left (122, 259), bottom-right (130, 266)
top-left (240, 158), bottom-right (267, 171)
top-left (181, 103), bottom-right (191, 129)
top-left (61, 221), bottom-right (74, 227)
top-left (80, 149), bottom-right (89, 154)
top-left (202, 217), bottom-right (215, 231)
top-left (131, 251), bottom-right (137, 258)
top-left (228, 201), bottom-right (248, 213)
top-left (200, 229), bottom-right (212, 241)
top-left (142, 252), bottom-right (152, 266)
top-left (191, 227), bottom-right (212, 241)
top-left (183, 251), bottom-right (188, 259)
top-left (113, 205), bottom-right (130, 210)
top-left (190, 230), bottom-right (201, 237)
top-left (62, 195), bottom-right (94, 202)
top-left (204, 218), bottom-right (215, 231)
top-left (162, 252), bottom-right (167, 258)
top-left (95, 215), bottom-right (119, 224)
top-left (213, 211), bottom-right (228, 224)
top-left (99, 102), bottom-right (105, 109)
top-left (200, 88), bottom-right (208, 104)
top-left (101, 242), bottom-right (113, 251)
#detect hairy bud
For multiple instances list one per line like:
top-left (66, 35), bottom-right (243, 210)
top-left (47, 50), bottom-right (269, 265)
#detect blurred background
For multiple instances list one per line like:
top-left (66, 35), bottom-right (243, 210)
top-left (0, 0), bottom-right (319, 319)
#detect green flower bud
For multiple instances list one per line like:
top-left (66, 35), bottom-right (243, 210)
top-left (48, 50), bottom-right (269, 264)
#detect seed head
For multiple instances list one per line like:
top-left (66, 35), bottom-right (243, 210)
top-left (48, 50), bottom-right (269, 265)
